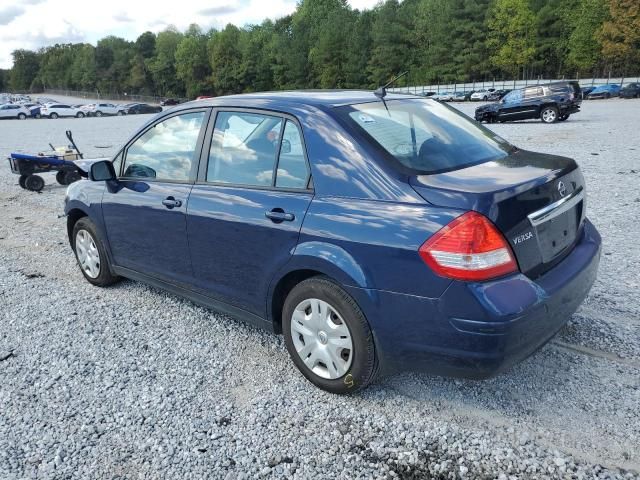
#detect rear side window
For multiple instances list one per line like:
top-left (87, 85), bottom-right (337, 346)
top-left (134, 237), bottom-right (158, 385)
top-left (276, 121), bottom-right (309, 189)
top-left (207, 111), bottom-right (283, 187)
top-left (123, 111), bottom-right (205, 181)
top-left (524, 87), bottom-right (543, 98)
top-left (339, 99), bottom-right (512, 175)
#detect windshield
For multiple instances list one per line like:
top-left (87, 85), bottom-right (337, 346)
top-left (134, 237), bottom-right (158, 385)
top-left (338, 99), bottom-right (512, 174)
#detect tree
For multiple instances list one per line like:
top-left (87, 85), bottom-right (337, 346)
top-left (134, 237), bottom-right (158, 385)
top-left (566, 0), bottom-right (609, 75)
top-left (10, 49), bottom-right (40, 91)
top-left (71, 44), bottom-right (97, 90)
top-left (135, 31), bottom-right (156, 59)
top-left (486, 0), bottom-right (537, 78)
top-left (149, 27), bottom-right (184, 96)
top-left (208, 24), bottom-right (244, 94)
top-left (175, 25), bottom-right (212, 98)
top-left (531, 0), bottom-right (578, 77)
top-left (367, 0), bottom-right (413, 86)
top-left (599, 0), bottom-right (640, 73)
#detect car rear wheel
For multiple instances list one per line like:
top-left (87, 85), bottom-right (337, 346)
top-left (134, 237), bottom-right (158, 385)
top-left (117, 110), bottom-right (124, 116)
top-left (282, 276), bottom-right (377, 394)
top-left (50, 113), bottom-right (58, 119)
top-left (18, 174), bottom-right (28, 189)
top-left (17, 113), bottom-right (26, 120)
top-left (95, 111), bottom-right (103, 117)
top-left (72, 217), bottom-right (120, 287)
top-left (76, 112), bottom-right (85, 118)
top-left (540, 106), bottom-right (559, 123)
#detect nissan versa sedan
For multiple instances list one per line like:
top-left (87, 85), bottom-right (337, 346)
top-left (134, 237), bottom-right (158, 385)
top-left (64, 91), bottom-right (601, 394)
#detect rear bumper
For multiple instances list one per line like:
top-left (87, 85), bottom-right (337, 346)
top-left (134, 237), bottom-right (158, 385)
top-left (346, 219), bottom-right (601, 378)
top-left (560, 104), bottom-right (580, 114)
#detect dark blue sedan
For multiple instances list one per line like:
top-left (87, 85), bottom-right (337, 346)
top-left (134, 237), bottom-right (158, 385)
top-left (64, 91), bottom-right (601, 393)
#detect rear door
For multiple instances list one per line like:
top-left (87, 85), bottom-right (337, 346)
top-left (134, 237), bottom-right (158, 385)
top-left (187, 109), bottom-right (313, 316)
top-left (101, 108), bottom-right (209, 285)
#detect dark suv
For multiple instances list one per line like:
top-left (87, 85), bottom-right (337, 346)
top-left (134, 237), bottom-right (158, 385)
top-left (620, 83), bottom-right (640, 99)
top-left (475, 82), bottom-right (581, 124)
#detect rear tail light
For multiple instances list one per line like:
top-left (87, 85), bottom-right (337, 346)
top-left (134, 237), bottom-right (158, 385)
top-left (419, 211), bottom-right (518, 281)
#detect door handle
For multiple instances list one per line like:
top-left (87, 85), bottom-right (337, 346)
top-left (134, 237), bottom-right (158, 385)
top-left (162, 197), bottom-right (182, 209)
top-left (265, 209), bottom-right (295, 223)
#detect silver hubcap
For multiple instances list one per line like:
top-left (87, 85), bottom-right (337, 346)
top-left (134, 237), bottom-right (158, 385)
top-left (75, 229), bottom-right (101, 278)
top-left (290, 298), bottom-right (353, 380)
top-left (543, 109), bottom-right (556, 122)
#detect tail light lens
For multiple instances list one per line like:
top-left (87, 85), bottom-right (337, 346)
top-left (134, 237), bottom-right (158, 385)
top-left (419, 211), bottom-right (518, 281)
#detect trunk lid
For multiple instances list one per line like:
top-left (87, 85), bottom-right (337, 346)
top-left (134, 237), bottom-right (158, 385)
top-left (410, 149), bottom-right (586, 278)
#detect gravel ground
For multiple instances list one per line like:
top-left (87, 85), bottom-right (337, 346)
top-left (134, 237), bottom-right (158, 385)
top-left (0, 98), bottom-right (639, 479)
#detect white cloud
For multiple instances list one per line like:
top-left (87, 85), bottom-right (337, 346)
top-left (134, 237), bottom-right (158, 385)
top-left (0, 0), bottom-right (380, 69)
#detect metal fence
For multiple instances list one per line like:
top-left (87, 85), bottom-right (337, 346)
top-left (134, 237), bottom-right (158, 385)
top-left (41, 89), bottom-right (189, 105)
top-left (389, 76), bottom-right (640, 94)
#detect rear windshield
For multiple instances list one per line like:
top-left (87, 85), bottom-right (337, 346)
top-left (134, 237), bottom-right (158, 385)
top-left (337, 99), bottom-right (512, 174)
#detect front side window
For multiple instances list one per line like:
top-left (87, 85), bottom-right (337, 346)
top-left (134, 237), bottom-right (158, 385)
top-left (502, 90), bottom-right (523, 104)
top-left (123, 111), bottom-right (205, 181)
top-left (207, 111), bottom-right (283, 186)
top-left (339, 99), bottom-right (512, 175)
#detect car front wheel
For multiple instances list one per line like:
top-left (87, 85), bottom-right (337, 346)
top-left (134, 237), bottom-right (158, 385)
top-left (50, 113), bottom-right (58, 119)
top-left (540, 106), bottom-right (559, 123)
top-left (17, 113), bottom-right (26, 120)
top-left (72, 217), bottom-right (120, 287)
top-left (282, 276), bottom-right (377, 394)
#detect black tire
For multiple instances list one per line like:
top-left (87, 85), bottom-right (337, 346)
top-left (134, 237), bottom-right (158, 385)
top-left (18, 175), bottom-right (28, 189)
top-left (64, 170), bottom-right (81, 184)
top-left (72, 217), bottom-right (120, 287)
top-left (35, 113), bottom-right (41, 119)
top-left (605, 93), bottom-right (610, 99)
top-left (95, 111), bottom-right (103, 117)
top-left (76, 112), bottom-right (85, 118)
top-left (50, 113), bottom-right (58, 119)
top-left (117, 110), bottom-right (124, 116)
top-left (24, 175), bottom-right (45, 192)
top-left (282, 276), bottom-right (377, 394)
top-left (56, 171), bottom-right (67, 185)
top-left (540, 105), bottom-right (559, 123)
top-left (17, 113), bottom-right (26, 120)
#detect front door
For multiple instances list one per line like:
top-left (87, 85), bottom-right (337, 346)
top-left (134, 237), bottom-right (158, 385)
top-left (187, 110), bottom-right (313, 316)
top-left (102, 109), bottom-right (209, 285)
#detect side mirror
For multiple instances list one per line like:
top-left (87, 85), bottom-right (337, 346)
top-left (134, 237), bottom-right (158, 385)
top-left (281, 139), bottom-right (291, 154)
top-left (89, 160), bottom-right (116, 181)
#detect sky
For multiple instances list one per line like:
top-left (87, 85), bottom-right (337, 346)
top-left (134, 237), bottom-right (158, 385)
top-left (0, 0), bottom-right (380, 69)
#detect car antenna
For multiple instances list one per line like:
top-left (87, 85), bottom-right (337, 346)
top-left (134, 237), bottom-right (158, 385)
top-left (374, 71), bottom-right (408, 99)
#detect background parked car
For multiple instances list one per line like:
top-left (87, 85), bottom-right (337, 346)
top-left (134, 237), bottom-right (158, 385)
top-left (451, 91), bottom-right (467, 101)
top-left (620, 83), bottom-right (640, 99)
top-left (432, 91), bottom-right (454, 101)
top-left (475, 81), bottom-right (581, 124)
top-left (587, 84), bottom-right (621, 99)
top-left (0, 104), bottom-right (29, 120)
top-left (579, 86), bottom-right (595, 98)
top-left (470, 89), bottom-right (495, 101)
top-left (125, 103), bottom-right (163, 114)
top-left (40, 104), bottom-right (80, 119)
top-left (28, 105), bottom-right (42, 118)
top-left (84, 103), bottom-right (126, 117)
top-left (160, 98), bottom-right (179, 106)
top-left (488, 89), bottom-right (511, 101)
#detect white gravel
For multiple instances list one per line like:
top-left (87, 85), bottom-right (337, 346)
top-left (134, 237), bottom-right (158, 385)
top-left (0, 98), bottom-right (639, 479)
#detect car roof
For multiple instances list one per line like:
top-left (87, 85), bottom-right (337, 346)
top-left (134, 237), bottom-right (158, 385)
top-left (184, 90), bottom-right (420, 110)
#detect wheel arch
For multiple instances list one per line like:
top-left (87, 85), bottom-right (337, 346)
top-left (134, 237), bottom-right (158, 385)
top-left (66, 207), bottom-right (88, 245)
top-left (267, 241), bottom-right (369, 333)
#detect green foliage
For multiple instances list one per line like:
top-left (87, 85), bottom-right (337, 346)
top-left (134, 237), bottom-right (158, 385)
top-left (10, 49), bottom-right (40, 91)
top-left (566, 0), bottom-right (609, 74)
top-left (5, 0), bottom-right (639, 97)
top-left (486, 0), bottom-right (537, 77)
top-left (600, 0), bottom-right (640, 69)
